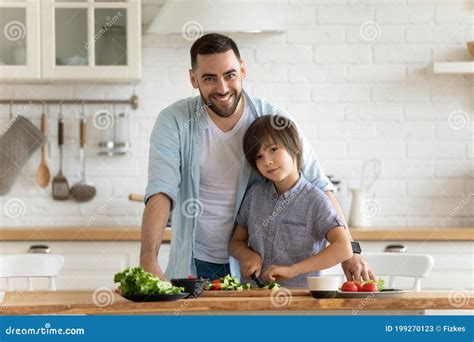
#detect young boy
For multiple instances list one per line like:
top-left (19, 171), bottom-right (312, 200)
top-left (229, 115), bottom-right (353, 288)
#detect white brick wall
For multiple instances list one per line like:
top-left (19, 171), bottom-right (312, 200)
top-left (1, 1), bottom-right (472, 228)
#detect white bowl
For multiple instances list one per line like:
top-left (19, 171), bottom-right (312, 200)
top-left (307, 276), bottom-right (340, 298)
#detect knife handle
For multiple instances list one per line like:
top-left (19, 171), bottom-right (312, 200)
top-left (80, 118), bottom-right (87, 147)
top-left (58, 115), bottom-right (64, 147)
top-left (40, 113), bottom-right (47, 133)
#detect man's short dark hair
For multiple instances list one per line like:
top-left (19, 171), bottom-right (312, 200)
top-left (190, 33), bottom-right (241, 69)
top-left (243, 115), bottom-right (302, 174)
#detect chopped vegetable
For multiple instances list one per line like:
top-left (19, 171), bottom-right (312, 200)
top-left (114, 267), bottom-right (184, 295)
top-left (206, 275), bottom-right (252, 291)
top-left (263, 282), bottom-right (280, 290)
top-left (205, 275), bottom-right (280, 291)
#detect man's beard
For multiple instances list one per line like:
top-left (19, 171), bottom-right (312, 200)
top-left (200, 89), bottom-right (243, 118)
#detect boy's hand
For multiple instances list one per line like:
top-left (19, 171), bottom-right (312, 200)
top-left (262, 265), bottom-right (299, 283)
top-left (240, 252), bottom-right (262, 278)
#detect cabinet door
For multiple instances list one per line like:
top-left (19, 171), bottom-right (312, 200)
top-left (0, 241), bottom-right (140, 290)
top-left (0, 241), bottom-right (171, 290)
top-left (41, 0), bottom-right (141, 81)
top-left (0, 0), bottom-right (41, 80)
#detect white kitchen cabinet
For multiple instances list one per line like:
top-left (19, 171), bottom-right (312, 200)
top-left (41, 0), bottom-right (141, 81)
top-left (0, 241), bottom-right (170, 290)
top-left (0, 0), bottom-right (141, 82)
top-left (325, 241), bottom-right (473, 291)
top-left (0, 0), bottom-right (41, 79)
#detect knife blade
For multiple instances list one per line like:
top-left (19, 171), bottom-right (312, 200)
top-left (251, 272), bottom-right (265, 288)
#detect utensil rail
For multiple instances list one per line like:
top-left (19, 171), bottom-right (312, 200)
top-left (0, 95), bottom-right (139, 110)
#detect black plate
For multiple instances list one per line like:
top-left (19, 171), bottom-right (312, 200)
top-left (120, 293), bottom-right (189, 302)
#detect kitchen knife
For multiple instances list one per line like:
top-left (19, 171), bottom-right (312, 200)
top-left (251, 272), bottom-right (265, 288)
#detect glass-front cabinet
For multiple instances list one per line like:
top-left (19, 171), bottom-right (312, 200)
top-left (0, 0), bottom-right (140, 81)
top-left (0, 1), bottom-right (41, 79)
top-left (42, 0), bottom-right (140, 81)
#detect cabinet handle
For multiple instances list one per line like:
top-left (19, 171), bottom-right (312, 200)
top-left (29, 245), bottom-right (51, 254)
top-left (384, 244), bottom-right (407, 253)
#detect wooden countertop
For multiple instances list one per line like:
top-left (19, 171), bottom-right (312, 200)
top-left (1, 227), bottom-right (472, 242)
top-left (350, 228), bottom-right (474, 241)
top-left (1, 290), bottom-right (472, 315)
top-left (0, 227), bottom-right (171, 242)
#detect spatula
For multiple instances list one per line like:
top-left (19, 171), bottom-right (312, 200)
top-left (52, 109), bottom-right (70, 200)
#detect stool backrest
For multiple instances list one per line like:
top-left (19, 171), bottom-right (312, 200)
top-left (0, 254), bottom-right (64, 291)
top-left (323, 252), bottom-right (434, 291)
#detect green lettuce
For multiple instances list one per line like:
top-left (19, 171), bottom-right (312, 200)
top-left (114, 267), bottom-right (184, 295)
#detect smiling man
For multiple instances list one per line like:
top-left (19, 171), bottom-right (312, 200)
top-left (141, 33), bottom-right (373, 282)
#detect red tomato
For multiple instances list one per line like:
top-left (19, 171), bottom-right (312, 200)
top-left (211, 280), bottom-right (221, 291)
top-left (361, 282), bottom-right (378, 292)
top-left (341, 281), bottom-right (358, 292)
top-left (354, 281), bottom-right (363, 291)
top-left (188, 275), bottom-right (196, 279)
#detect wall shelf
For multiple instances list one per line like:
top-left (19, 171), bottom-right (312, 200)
top-left (432, 62), bottom-right (474, 74)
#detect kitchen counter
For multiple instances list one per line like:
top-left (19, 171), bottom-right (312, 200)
top-left (0, 227), bottom-right (171, 242)
top-left (349, 228), bottom-right (474, 241)
top-left (0, 227), bottom-right (472, 242)
top-left (1, 290), bottom-right (472, 315)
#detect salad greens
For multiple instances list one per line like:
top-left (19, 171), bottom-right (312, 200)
top-left (114, 267), bottom-right (184, 295)
top-left (373, 278), bottom-right (385, 291)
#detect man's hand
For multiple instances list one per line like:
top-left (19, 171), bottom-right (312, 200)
top-left (262, 265), bottom-right (298, 283)
top-left (240, 252), bottom-right (262, 278)
top-left (341, 254), bottom-right (375, 281)
top-left (141, 257), bottom-right (167, 281)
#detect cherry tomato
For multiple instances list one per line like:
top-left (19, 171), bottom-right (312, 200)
top-left (341, 281), bottom-right (358, 292)
top-left (211, 280), bottom-right (221, 291)
top-left (361, 282), bottom-right (378, 292)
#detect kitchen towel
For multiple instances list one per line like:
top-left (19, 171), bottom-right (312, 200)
top-left (0, 116), bottom-right (46, 195)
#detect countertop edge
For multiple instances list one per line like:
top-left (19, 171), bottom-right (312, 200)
top-left (0, 227), bottom-right (472, 242)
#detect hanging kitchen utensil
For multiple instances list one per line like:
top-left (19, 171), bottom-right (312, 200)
top-left (35, 104), bottom-right (51, 188)
top-left (52, 103), bottom-right (70, 200)
top-left (70, 104), bottom-right (96, 202)
top-left (97, 104), bottom-right (115, 156)
top-left (360, 158), bottom-right (381, 193)
top-left (0, 116), bottom-right (46, 195)
top-left (113, 110), bottom-right (131, 156)
top-left (97, 103), bottom-right (131, 156)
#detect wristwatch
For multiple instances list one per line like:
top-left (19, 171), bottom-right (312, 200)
top-left (351, 241), bottom-right (362, 254)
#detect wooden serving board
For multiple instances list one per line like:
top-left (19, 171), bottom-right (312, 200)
top-left (201, 288), bottom-right (310, 297)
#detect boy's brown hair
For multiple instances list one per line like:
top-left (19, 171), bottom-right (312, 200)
top-left (243, 115), bottom-right (302, 173)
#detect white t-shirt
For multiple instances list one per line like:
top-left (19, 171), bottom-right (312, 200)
top-left (193, 101), bottom-right (251, 264)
